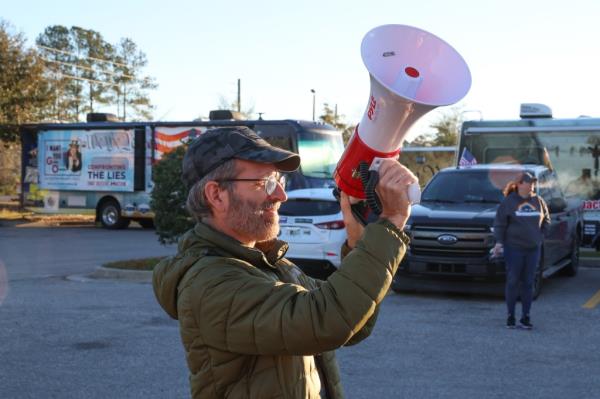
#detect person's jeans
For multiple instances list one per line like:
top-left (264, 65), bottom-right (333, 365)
top-left (504, 244), bottom-right (541, 317)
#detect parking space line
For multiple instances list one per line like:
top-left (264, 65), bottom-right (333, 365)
top-left (583, 290), bottom-right (600, 309)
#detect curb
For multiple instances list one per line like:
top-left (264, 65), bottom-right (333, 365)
top-left (581, 260), bottom-right (600, 268)
top-left (0, 218), bottom-right (95, 228)
top-left (87, 266), bottom-right (153, 283)
top-left (580, 253), bottom-right (600, 268)
top-left (70, 258), bottom-right (599, 284)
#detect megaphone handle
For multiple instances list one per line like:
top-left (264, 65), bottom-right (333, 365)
top-left (408, 182), bottom-right (421, 204)
top-left (366, 158), bottom-right (421, 205)
top-left (363, 170), bottom-right (421, 211)
top-left (331, 187), bottom-right (370, 226)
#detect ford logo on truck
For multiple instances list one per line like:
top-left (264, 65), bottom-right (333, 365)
top-left (437, 234), bottom-right (458, 245)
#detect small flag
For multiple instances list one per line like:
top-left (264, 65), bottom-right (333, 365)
top-left (459, 147), bottom-right (478, 166)
top-left (542, 147), bottom-right (554, 171)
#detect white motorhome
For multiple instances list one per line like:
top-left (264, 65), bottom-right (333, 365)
top-left (20, 112), bottom-right (344, 229)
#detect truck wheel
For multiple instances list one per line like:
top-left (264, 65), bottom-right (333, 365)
top-left (563, 235), bottom-right (580, 277)
top-left (99, 200), bottom-right (130, 229)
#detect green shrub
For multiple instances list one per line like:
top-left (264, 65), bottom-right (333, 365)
top-left (150, 145), bottom-right (194, 245)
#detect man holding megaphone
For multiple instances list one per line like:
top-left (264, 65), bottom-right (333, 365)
top-left (153, 126), bottom-right (414, 399)
top-left (152, 23), bottom-right (469, 399)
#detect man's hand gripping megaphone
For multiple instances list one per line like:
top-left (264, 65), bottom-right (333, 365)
top-left (334, 157), bottom-right (418, 230)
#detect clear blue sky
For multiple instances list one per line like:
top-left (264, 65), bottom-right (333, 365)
top-left (3, 0), bottom-right (600, 140)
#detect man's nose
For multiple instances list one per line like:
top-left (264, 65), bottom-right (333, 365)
top-left (269, 180), bottom-right (287, 202)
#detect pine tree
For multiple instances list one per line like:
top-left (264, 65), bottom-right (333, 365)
top-left (112, 38), bottom-right (157, 121)
top-left (150, 145), bottom-right (194, 244)
top-left (36, 25), bottom-right (157, 122)
top-left (410, 107), bottom-right (463, 146)
top-left (318, 103), bottom-right (355, 144)
top-left (0, 20), bottom-right (52, 140)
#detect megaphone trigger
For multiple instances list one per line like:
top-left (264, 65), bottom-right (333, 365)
top-left (368, 157), bottom-right (385, 172)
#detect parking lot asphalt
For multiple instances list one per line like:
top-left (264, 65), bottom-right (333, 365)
top-left (0, 224), bottom-right (599, 398)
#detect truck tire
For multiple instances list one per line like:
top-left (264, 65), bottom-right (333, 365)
top-left (99, 200), bottom-right (130, 230)
top-left (562, 235), bottom-right (580, 277)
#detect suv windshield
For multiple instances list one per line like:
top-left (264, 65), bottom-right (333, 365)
top-left (422, 170), bottom-right (522, 203)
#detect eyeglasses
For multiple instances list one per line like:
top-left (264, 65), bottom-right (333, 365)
top-left (216, 174), bottom-right (286, 196)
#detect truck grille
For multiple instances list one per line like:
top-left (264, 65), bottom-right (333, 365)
top-left (408, 224), bottom-right (492, 258)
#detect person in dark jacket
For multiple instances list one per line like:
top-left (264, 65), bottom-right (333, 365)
top-left (152, 126), bottom-right (415, 398)
top-left (493, 171), bottom-right (550, 330)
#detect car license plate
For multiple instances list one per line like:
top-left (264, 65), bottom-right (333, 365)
top-left (287, 227), bottom-right (310, 237)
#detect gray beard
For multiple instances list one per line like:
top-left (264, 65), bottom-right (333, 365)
top-left (226, 197), bottom-right (279, 243)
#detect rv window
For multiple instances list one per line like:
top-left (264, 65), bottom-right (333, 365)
top-left (462, 129), bottom-right (600, 201)
top-left (253, 124), bottom-right (294, 152)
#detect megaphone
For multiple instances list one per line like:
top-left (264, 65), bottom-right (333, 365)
top-left (334, 24), bottom-right (471, 204)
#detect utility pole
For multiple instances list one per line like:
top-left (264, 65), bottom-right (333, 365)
top-left (237, 79), bottom-right (241, 112)
top-left (311, 89), bottom-right (316, 121)
top-left (122, 82), bottom-right (127, 121)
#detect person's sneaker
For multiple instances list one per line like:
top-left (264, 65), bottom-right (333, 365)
top-left (519, 316), bottom-right (533, 330)
top-left (506, 315), bottom-right (516, 329)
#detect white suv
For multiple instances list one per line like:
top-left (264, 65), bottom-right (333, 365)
top-left (278, 188), bottom-right (347, 279)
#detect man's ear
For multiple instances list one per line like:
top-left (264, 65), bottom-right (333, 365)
top-left (204, 181), bottom-right (229, 213)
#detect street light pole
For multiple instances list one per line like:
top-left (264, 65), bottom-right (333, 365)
top-left (311, 89), bottom-right (316, 121)
top-left (237, 78), bottom-right (241, 112)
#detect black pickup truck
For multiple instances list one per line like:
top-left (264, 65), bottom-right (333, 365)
top-left (392, 164), bottom-right (581, 297)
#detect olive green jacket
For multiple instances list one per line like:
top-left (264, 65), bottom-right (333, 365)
top-left (153, 219), bottom-right (408, 398)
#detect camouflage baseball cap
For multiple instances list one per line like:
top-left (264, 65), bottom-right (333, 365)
top-left (182, 126), bottom-right (300, 187)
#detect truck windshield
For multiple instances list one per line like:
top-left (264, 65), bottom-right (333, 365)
top-left (463, 130), bottom-right (600, 201)
top-left (422, 170), bottom-right (513, 204)
top-left (294, 128), bottom-right (344, 188)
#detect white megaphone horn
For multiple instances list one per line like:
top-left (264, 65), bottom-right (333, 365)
top-left (334, 24), bottom-right (471, 203)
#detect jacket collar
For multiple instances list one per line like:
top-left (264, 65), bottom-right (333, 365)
top-left (193, 222), bottom-right (288, 269)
